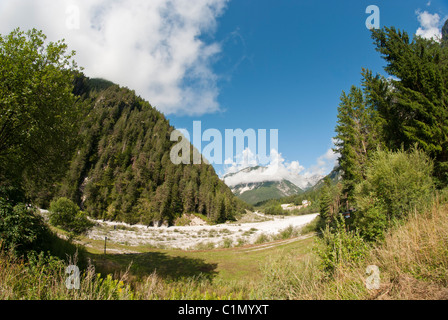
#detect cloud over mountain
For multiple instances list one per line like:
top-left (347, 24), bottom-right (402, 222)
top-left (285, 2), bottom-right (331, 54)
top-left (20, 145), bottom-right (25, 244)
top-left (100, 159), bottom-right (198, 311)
top-left (0, 0), bottom-right (228, 115)
top-left (222, 147), bottom-right (338, 190)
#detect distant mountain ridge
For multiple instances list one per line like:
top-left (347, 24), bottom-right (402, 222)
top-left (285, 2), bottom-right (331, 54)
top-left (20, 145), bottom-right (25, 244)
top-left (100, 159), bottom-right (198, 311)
top-left (231, 179), bottom-right (303, 205)
top-left (223, 165), bottom-right (323, 205)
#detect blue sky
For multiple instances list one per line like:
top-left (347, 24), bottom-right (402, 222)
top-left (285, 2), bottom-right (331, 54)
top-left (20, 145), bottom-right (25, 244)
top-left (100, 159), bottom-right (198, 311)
top-left (1, 0), bottom-right (447, 179)
top-left (168, 0), bottom-right (448, 177)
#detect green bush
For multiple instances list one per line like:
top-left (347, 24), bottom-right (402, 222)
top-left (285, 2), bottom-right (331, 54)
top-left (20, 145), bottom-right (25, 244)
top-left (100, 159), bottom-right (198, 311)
top-left (71, 211), bottom-right (95, 235)
top-left (352, 202), bottom-right (389, 242)
top-left (263, 203), bottom-right (285, 215)
top-left (353, 148), bottom-right (435, 241)
top-left (49, 198), bottom-right (94, 235)
top-left (0, 198), bottom-right (48, 256)
top-left (315, 217), bottom-right (369, 275)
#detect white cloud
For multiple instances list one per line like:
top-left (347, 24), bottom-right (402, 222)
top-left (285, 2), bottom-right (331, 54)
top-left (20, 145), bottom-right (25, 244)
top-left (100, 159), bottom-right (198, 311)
top-left (222, 146), bottom-right (338, 189)
top-left (416, 10), bottom-right (442, 41)
top-left (0, 0), bottom-right (228, 115)
top-left (223, 148), bottom-right (305, 187)
top-left (302, 148), bottom-right (339, 178)
top-left (223, 148), bottom-right (259, 174)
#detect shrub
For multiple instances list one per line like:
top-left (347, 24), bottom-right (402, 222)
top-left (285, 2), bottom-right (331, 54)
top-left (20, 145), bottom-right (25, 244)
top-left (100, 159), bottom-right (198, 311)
top-left (353, 148), bottom-right (435, 241)
top-left (0, 198), bottom-right (48, 256)
top-left (49, 197), bottom-right (94, 235)
top-left (264, 203), bottom-right (285, 215)
top-left (254, 233), bottom-right (270, 244)
top-left (315, 217), bottom-right (369, 275)
top-left (71, 211), bottom-right (95, 235)
top-left (222, 237), bottom-right (233, 248)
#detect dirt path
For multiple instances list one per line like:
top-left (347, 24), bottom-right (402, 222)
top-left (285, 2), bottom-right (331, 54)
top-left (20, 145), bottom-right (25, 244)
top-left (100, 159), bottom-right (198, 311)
top-left (238, 233), bottom-right (315, 253)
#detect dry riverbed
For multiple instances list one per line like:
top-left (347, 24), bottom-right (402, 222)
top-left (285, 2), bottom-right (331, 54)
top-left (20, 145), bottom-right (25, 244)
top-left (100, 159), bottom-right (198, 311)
top-left (85, 212), bottom-right (319, 250)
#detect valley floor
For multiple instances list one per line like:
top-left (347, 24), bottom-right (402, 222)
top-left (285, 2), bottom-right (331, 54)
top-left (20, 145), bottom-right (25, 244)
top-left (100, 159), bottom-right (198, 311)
top-left (82, 212), bottom-right (319, 251)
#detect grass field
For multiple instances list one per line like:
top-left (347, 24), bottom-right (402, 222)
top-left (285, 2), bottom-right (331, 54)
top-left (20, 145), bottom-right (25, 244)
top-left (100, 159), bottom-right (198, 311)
top-left (86, 233), bottom-right (317, 284)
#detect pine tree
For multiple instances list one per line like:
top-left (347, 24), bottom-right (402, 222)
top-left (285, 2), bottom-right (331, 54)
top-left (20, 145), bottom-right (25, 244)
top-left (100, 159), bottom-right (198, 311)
top-left (182, 181), bottom-right (196, 213)
top-left (319, 177), bottom-right (333, 223)
top-left (369, 27), bottom-right (448, 184)
top-left (334, 85), bottom-right (381, 203)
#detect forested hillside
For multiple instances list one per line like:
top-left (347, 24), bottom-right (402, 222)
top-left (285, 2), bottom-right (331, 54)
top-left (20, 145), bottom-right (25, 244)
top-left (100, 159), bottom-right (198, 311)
top-left (57, 75), bottom-right (249, 225)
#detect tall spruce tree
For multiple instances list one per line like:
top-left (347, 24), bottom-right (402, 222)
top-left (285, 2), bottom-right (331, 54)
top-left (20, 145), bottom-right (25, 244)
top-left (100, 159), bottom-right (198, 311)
top-left (368, 26), bottom-right (448, 185)
top-left (334, 85), bottom-right (381, 204)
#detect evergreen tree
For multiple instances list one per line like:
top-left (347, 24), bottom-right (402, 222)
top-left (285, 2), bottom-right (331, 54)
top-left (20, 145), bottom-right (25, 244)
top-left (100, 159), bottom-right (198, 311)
top-left (319, 177), bottom-right (333, 223)
top-left (334, 85), bottom-right (381, 204)
top-left (369, 27), bottom-right (448, 184)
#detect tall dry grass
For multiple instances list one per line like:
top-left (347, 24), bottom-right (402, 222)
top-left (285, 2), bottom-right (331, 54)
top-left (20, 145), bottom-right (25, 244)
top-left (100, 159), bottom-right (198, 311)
top-left (0, 250), bottom-right (134, 300)
top-left (260, 198), bottom-right (448, 300)
top-left (368, 199), bottom-right (448, 299)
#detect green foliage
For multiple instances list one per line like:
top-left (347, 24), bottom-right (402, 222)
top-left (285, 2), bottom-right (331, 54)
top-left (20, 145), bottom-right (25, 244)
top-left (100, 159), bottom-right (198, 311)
top-left (319, 177), bottom-right (333, 222)
top-left (263, 203), bottom-right (285, 215)
top-left (334, 85), bottom-right (382, 202)
top-left (318, 177), bottom-right (343, 224)
top-left (366, 27), bottom-right (448, 185)
top-left (333, 24), bottom-right (447, 243)
top-left (0, 198), bottom-right (47, 256)
top-left (351, 202), bottom-right (388, 242)
top-left (49, 197), bottom-right (79, 227)
top-left (0, 28), bottom-right (81, 202)
top-left (352, 148), bottom-right (435, 241)
top-left (0, 186), bottom-right (87, 262)
top-left (49, 197), bottom-right (94, 235)
top-left (0, 250), bottom-right (133, 300)
top-left (315, 217), bottom-right (369, 275)
top-left (355, 148), bottom-right (434, 216)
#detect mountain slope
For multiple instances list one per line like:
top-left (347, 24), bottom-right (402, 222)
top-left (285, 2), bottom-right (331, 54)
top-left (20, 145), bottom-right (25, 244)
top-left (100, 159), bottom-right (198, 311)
top-left (223, 166), bottom-right (311, 205)
top-left (310, 165), bottom-right (343, 191)
top-left (233, 180), bottom-right (303, 205)
top-left (58, 75), bottom-right (248, 225)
